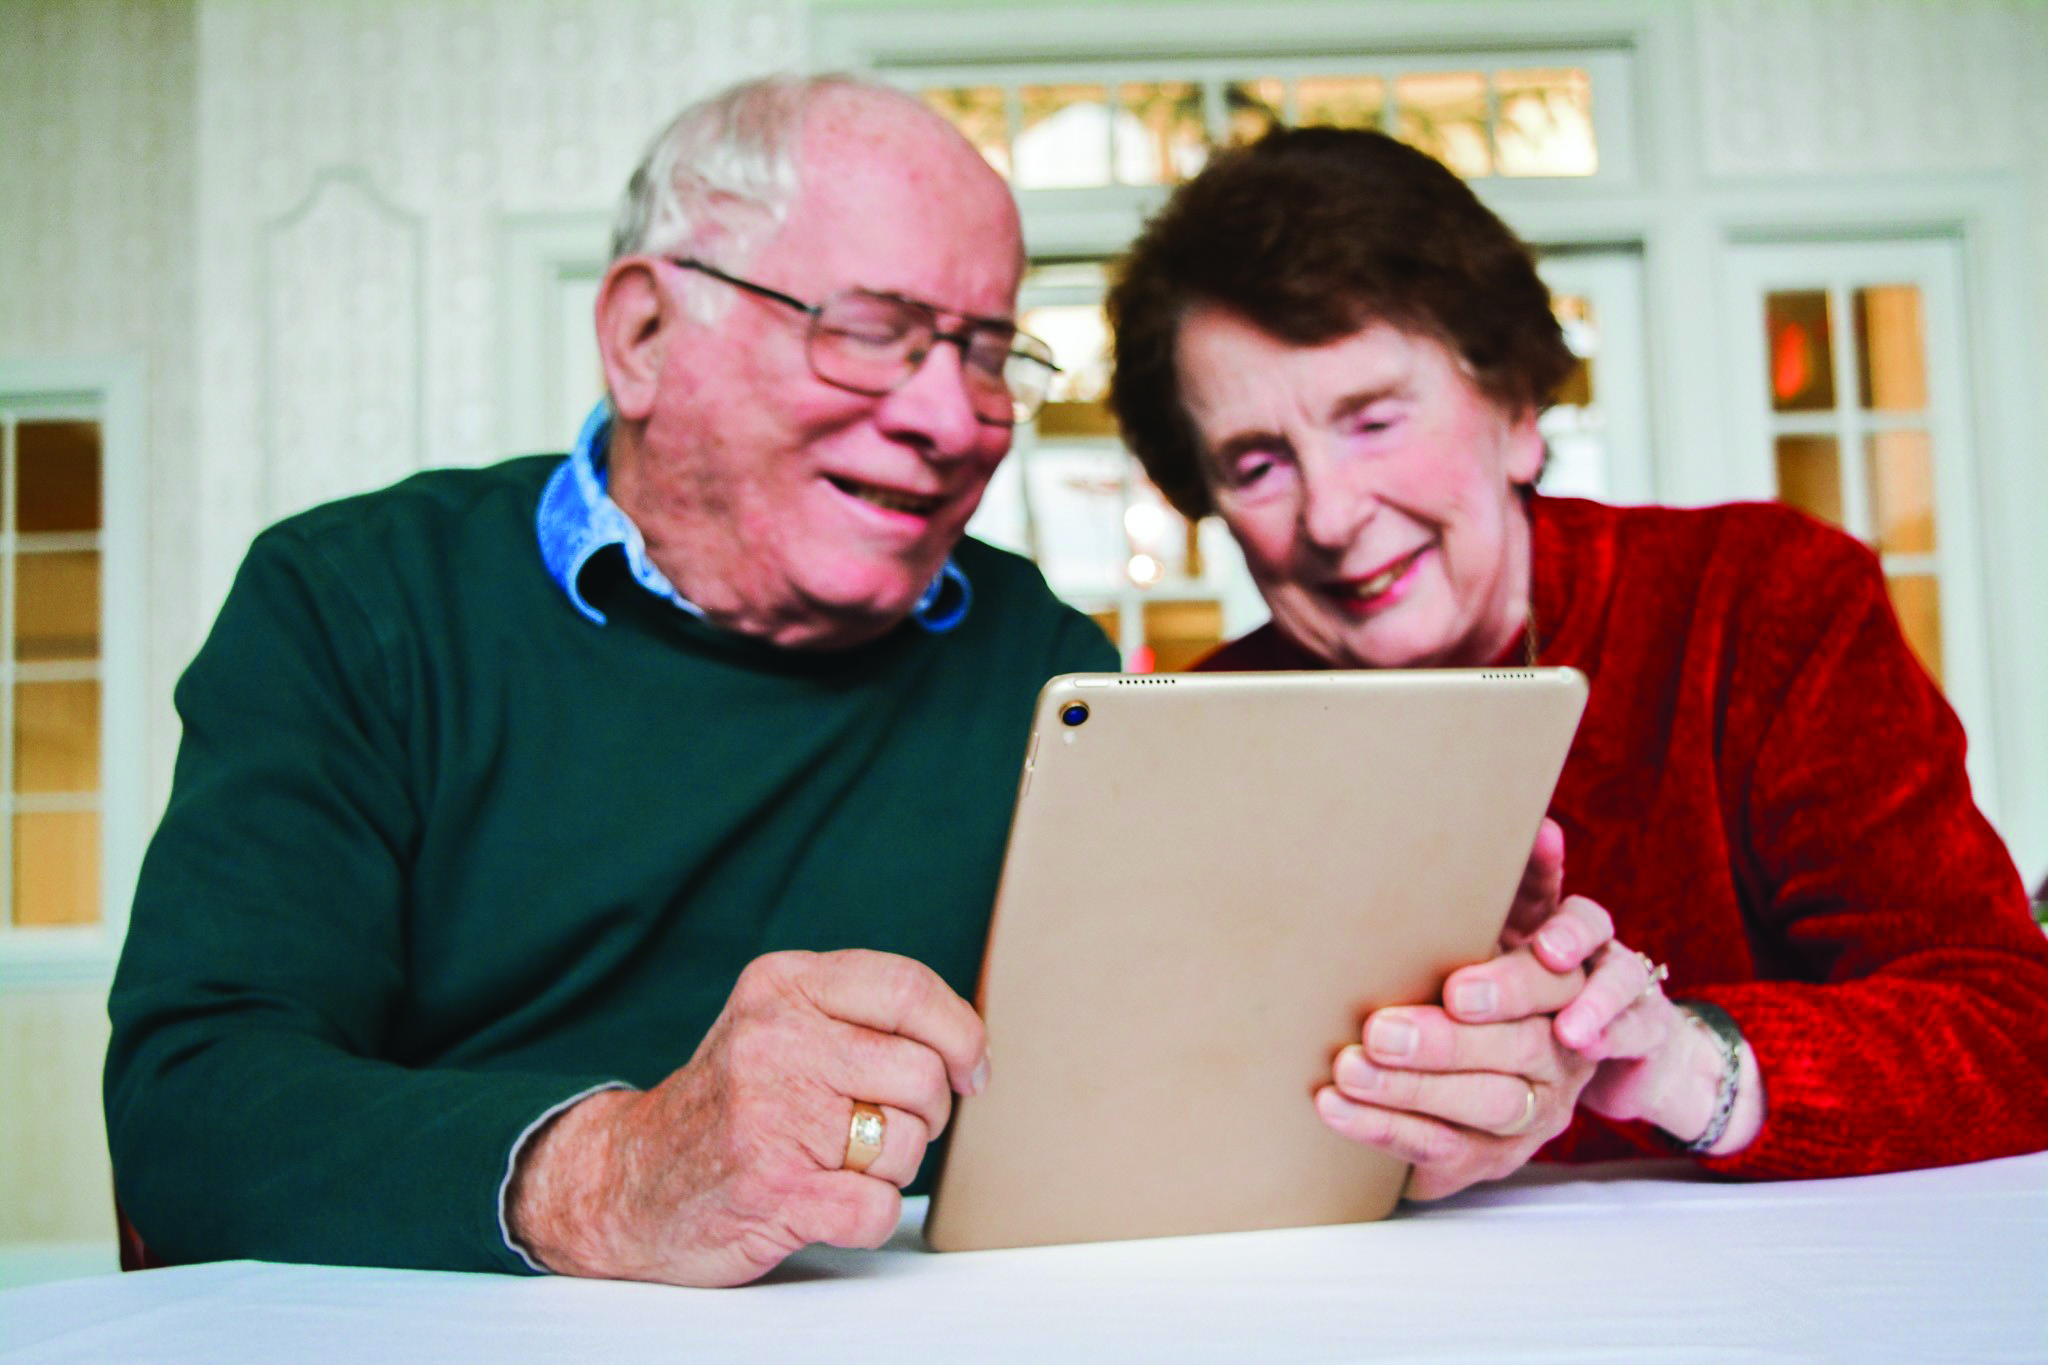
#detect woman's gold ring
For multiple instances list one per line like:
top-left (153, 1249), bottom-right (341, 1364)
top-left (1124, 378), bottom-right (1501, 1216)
top-left (1499, 1082), bottom-right (1540, 1137)
top-left (1635, 950), bottom-right (1671, 999)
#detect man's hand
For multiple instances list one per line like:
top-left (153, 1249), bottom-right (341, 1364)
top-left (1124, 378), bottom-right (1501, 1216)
top-left (506, 949), bottom-right (987, 1286)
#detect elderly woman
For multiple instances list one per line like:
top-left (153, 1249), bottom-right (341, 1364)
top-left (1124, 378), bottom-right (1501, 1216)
top-left (1106, 126), bottom-right (2048, 1198)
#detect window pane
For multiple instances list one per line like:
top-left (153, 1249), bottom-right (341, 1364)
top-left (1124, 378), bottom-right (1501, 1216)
top-left (1551, 292), bottom-right (1595, 407)
top-left (1296, 75), bottom-right (1385, 131)
top-left (15, 421), bottom-right (102, 533)
top-left (1015, 84), bottom-right (1111, 189)
top-left (1535, 292), bottom-right (1605, 499)
top-left (1775, 435), bottom-right (1843, 528)
top-left (1495, 68), bottom-right (1596, 177)
top-left (1867, 430), bottom-right (1936, 555)
top-left (15, 681), bottom-right (98, 793)
top-left (1117, 81), bottom-right (1208, 184)
top-left (15, 550), bottom-right (100, 661)
top-left (1886, 573), bottom-right (1943, 684)
top-left (1765, 290), bottom-right (1836, 412)
top-left (13, 810), bottom-right (98, 927)
top-left (1856, 285), bottom-right (1928, 412)
top-left (922, 86), bottom-right (1011, 179)
top-left (1224, 78), bottom-right (1285, 146)
top-left (1395, 72), bottom-right (1491, 177)
top-left (1122, 485), bottom-right (1191, 582)
top-left (1021, 301), bottom-right (1110, 406)
top-left (1144, 597), bottom-right (1224, 674)
top-left (1020, 447), bottom-right (1132, 595)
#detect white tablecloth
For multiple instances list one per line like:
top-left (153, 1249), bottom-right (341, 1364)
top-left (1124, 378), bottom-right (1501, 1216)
top-left (5, 1154), bottom-right (2045, 1363)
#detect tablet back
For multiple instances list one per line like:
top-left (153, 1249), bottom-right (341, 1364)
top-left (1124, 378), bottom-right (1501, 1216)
top-left (926, 667), bottom-right (1588, 1252)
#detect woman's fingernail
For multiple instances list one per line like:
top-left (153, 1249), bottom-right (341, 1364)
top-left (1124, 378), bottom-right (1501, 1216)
top-left (1538, 924), bottom-right (1577, 960)
top-left (969, 1056), bottom-right (991, 1095)
top-left (1450, 980), bottom-right (1497, 1017)
top-left (1335, 1047), bottom-right (1384, 1093)
top-left (1368, 1014), bottom-right (1418, 1058)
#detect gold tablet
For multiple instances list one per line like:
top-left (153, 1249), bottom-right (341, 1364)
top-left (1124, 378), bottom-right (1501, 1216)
top-left (926, 667), bottom-right (1589, 1252)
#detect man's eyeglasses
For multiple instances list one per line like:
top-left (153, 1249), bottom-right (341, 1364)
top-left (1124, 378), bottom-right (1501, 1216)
top-left (667, 258), bottom-right (1060, 426)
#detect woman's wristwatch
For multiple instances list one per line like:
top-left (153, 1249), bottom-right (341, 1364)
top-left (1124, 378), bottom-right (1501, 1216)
top-left (1669, 1000), bottom-right (1743, 1154)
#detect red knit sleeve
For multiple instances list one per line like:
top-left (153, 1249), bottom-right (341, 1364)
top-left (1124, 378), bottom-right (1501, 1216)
top-left (1690, 530), bottom-right (2048, 1178)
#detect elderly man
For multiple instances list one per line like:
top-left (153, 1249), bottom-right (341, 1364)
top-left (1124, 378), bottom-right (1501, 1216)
top-left (105, 75), bottom-right (1118, 1287)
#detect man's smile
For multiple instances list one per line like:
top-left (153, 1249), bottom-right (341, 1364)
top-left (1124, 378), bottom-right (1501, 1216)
top-left (826, 473), bottom-right (945, 519)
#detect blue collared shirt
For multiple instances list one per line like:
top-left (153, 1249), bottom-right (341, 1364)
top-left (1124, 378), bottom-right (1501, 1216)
top-left (535, 402), bottom-right (970, 632)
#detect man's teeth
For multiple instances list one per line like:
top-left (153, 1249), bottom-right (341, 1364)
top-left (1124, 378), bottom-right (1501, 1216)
top-left (839, 479), bottom-right (939, 515)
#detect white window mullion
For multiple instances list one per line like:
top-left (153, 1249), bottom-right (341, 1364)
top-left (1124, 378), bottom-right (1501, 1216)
top-left (1830, 282), bottom-right (1872, 545)
top-left (16, 660), bottom-right (100, 685)
top-left (16, 792), bottom-right (98, 816)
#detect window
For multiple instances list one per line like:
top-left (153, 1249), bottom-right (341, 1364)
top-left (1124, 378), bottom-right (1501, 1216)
top-left (1534, 250), bottom-right (1654, 506)
top-left (1724, 239), bottom-right (1996, 808)
top-left (906, 49), bottom-right (1631, 192)
top-left (0, 414), bottom-right (104, 932)
top-left (1762, 283), bottom-right (1945, 676)
top-left (0, 360), bottom-right (144, 984)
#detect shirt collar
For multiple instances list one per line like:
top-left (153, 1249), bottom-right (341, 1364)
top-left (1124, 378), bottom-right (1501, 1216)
top-left (536, 401), bottom-right (970, 632)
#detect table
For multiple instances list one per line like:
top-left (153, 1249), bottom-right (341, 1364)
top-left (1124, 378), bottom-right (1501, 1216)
top-left (4, 1154), bottom-right (2044, 1363)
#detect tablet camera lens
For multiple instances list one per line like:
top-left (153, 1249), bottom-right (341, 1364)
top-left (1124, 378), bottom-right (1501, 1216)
top-left (1059, 702), bottom-right (1090, 727)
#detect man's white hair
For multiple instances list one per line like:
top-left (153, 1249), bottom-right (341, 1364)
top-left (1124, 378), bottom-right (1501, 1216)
top-left (610, 74), bottom-right (925, 321)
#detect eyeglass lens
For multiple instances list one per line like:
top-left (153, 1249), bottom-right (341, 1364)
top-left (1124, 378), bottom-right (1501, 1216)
top-left (808, 291), bottom-right (1054, 424)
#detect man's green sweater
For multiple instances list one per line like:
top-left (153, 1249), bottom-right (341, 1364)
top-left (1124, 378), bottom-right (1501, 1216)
top-left (104, 455), bottom-right (1117, 1273)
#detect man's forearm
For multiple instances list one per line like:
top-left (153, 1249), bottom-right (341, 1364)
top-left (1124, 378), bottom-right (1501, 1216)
top-left (505, 1088), bottom-right (641, 1278)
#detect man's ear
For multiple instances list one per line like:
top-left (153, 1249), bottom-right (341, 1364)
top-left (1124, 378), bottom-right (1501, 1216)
top-left (595, 258), bottom-right (668, 422)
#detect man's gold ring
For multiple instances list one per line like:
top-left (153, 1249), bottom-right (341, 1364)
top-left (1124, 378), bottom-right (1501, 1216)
top-left (844, 1102), bottom-right (886, 1174)
top-left (1500, 1082), bottom-right (1539, 1137)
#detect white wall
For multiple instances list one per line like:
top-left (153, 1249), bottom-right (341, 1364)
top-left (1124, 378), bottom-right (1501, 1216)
top-left (1689, 0), bottom-right (2048, 885)
top-left (0, 0), bottom-right (197, 1267)
top-left (0, 0), bottom-right (2041, 1277)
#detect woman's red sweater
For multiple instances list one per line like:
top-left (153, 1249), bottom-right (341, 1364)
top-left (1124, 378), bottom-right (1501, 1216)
top-left (1198, 495), bottom-right (2048, 1177)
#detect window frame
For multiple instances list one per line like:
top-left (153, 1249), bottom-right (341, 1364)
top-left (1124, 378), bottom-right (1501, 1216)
top-left (1720, 235), bottom-right (1997, 820)
top-left (891, 47), bottom-right (1636, 197)
top-left (0, 355), bottom-right (148, 988)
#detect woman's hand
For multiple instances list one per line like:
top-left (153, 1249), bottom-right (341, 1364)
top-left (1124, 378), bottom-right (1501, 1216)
top-left (1314, 873), bottom-right (1650, 1201)
top-left (1565, 951), bottom-right (1765, 1156)
top-left (1480, 816), bottom-right (1756, 1153)
top-left (1313, 817), bottom-right (1679, 1200)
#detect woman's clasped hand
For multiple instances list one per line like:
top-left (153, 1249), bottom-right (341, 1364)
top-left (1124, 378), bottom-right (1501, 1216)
top-left (1316, 819), bottom-right (1700, 1199)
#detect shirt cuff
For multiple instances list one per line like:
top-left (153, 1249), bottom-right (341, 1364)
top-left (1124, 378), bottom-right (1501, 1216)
top-left (497, 1080), bottom-right (635, 1274)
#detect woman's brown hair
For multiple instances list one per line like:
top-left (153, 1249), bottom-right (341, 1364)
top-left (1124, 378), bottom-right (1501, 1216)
top-left (1106, 126), bottom-right (1577, 519)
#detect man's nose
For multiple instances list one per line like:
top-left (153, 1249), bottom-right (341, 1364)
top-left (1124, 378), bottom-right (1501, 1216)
top-left (873, 338), bottom-right (989, 460)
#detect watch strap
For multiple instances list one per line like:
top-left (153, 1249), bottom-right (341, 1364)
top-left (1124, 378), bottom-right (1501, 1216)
top-left (1671, 999), bottom-right (1742, 1154)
